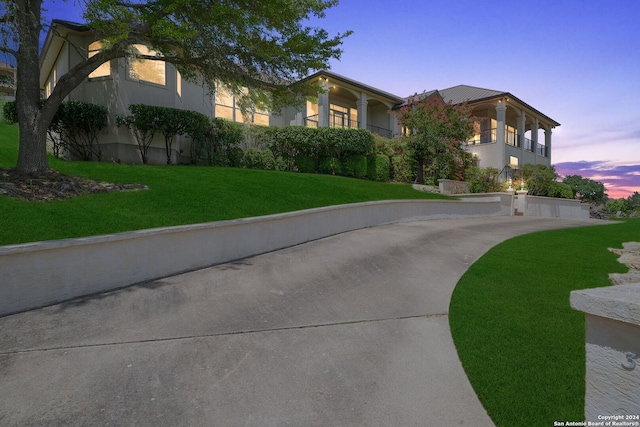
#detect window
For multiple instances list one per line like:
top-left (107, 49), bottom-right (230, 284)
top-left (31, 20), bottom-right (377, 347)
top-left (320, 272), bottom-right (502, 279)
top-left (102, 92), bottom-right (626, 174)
top-left (214, 84), bottom-right (269, 125)
top-left (45, 68), bottom-right (56, 98)
top-left (128, 44), bottom-right (166, 86)
top-left (329, 104), bottom-right (358, 129)
top-left (88, 41), bottom-right (110, 79)
top-left (176, 70), bottom-right (182, 97)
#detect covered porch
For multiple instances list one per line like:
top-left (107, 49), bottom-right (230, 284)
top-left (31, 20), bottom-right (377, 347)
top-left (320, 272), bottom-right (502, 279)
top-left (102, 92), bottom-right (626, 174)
top-left (459, 92), bottom-right (560, 171)
top-left (290, 71), bottom-right (404, 138)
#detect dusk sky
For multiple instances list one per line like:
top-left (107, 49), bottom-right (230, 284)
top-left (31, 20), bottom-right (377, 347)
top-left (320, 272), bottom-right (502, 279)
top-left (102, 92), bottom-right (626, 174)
top-left (40, 0), bottom-right (640, 198)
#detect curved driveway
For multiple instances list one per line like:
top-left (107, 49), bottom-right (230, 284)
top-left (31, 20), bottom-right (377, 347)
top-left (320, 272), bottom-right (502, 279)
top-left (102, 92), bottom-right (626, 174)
top-left (0, 216), bottom-right (600, 426)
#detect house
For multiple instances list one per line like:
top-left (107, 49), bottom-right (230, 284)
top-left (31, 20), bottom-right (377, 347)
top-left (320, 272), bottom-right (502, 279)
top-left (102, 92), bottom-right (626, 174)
top-left (436, 85), bottom-right (559, 171)
top-left (39, 20), bottom-right (559, 171)
top-left (0, 61), bottom-right (16, 101)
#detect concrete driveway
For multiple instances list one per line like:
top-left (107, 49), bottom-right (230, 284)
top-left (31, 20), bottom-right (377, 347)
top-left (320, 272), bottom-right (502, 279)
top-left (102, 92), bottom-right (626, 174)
top-left (0, 216), bottom-right (600, 426)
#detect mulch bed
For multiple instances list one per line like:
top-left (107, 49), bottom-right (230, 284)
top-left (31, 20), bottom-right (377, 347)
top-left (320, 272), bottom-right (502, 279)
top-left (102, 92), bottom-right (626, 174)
top-left (0, 168), bottom-right (148, 202)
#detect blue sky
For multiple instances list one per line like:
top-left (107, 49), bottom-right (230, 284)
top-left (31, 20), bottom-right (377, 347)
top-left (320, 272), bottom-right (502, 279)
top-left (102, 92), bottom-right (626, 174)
top-left (40, 0), bottom-right (640, 198)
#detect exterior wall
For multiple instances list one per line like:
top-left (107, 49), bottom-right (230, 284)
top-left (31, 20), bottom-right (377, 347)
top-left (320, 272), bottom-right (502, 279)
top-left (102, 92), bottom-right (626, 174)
top-left (0, 63), bottom-right (16, 101)
top-left (525, 195), bottom-right (589, 219)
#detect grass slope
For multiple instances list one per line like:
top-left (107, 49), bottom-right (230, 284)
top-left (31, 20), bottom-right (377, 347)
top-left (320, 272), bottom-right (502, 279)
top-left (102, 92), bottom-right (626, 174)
top-left (449, 219), bottom-right (640, 426)
top-left (0, 123), bottom-right (447, 245)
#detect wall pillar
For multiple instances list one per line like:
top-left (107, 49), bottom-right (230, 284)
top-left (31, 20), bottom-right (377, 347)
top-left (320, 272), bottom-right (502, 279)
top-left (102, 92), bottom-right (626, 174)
top-left (317, 80), bottom-right (330, 128)
top-left (495, 100), bottom-right (507, 168)
top-left (544, 125), bottom-right (552, 163)
top-left (357, 93), bottom-right (368, 130)
top-left (531, 117), bottom-right (539, 161)
top-left (517, 110), bottom-right (526, 154)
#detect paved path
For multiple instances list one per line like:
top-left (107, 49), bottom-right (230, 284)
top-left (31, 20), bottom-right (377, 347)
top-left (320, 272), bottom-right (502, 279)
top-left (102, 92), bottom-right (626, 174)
top-left (0, 216), bottom-right (601, 426)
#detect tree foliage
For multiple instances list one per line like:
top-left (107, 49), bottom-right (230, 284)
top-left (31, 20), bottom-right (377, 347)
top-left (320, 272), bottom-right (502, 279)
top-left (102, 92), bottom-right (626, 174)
top-left (1, 0), bottom-right (350, 173)
top-left (562, 174), bottom-right (608, 204)
top-left (117, 104), bottom-right (161, 164)
top-left (465, 166), bottom-right (503, 193)
top-left (396, 94), bottom-right (478, 184)
top-left (514, 164), bottom-right (572, 199)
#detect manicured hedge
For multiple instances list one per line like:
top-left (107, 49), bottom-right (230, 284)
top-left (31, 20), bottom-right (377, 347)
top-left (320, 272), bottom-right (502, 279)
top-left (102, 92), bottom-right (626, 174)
top-left (341, 155), bottom-right (368, 179)
top-left (367, 154), bottom-right (391, 182)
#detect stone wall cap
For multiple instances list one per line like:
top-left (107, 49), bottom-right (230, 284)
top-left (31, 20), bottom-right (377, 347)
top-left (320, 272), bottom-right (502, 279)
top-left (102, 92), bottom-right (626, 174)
top-left (570, 283), bottom-right (640, 326)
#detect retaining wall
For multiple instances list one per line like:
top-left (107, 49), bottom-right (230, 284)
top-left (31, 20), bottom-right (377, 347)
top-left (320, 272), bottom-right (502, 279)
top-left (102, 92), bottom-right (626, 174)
top-left (0, 199), bottom-right (502, 317)
top-left (525, 195), bottom-right (590, 219)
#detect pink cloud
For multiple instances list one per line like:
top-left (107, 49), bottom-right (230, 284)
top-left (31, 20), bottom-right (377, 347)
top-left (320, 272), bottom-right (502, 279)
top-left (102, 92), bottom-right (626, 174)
top-left (554, 161), bottom-right (640, 199)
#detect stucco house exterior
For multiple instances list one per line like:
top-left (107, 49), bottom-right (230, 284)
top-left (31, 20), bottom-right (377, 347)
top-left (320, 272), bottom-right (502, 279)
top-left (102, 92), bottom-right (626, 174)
top-left (39, 20), bottom-right (559, 170)
top-left (0, 61), bottom-right (16, 101)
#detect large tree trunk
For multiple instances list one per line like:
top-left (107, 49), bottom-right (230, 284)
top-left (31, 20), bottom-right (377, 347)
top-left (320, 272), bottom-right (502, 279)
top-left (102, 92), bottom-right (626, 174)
top-left (13, 0), bottom-right (49, 175)
top-left (15, 119), bottom-right (49, 174)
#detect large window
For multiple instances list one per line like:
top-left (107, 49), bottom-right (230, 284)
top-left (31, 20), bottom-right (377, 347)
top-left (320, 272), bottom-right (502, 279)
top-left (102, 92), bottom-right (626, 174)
top-left (214, 85), bottom-right (269, 125)
top-left (329, 104), bottom-right (358, 129)
top-left (128, 44), bottom-right (166, 86)
top-left (88, 41), bottom-right (110, 79)
top-left (176, 70), bottom-right (182, 98)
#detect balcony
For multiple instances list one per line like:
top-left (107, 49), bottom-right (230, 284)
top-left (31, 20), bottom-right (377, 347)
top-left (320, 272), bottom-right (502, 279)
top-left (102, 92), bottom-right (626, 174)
top-left (466, 132), bottom-right (548, 157)
top-left (303, 114), bottom-right (392, 138)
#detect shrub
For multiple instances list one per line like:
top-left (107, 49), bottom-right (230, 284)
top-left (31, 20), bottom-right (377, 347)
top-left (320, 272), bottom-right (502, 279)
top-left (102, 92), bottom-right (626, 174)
top-left (243, 148), bottom-right (276, 170)
top-left (465, 167), bottom-right (503, 193)
top-left (2, 100), bottom-right (17, 124)
top-left (243, 124), bottom-right (271, 150)
top-left (367, 154), bottom-right (390, 182)
top-left (318, 156), bottom-right (342, 175)
top-left (342, 155), bottom-right (367, 179)
top-left (294, 154), bottom-right (316, 173)
top-left (260, 149), bottom-right (276, 170)
top-left (118, 104), bottom-right (160, 164)
top-left (386, 137), bottom-right (415, 182)
top-left (265, 126), bottom-right (375, 166)
top-left (54, 100), bottom-right (108, 161)
top-left (227, 147), bottom-right (244, 167)
top-left (373, 134), bottom-right (394, 157)
top-left (516, 164), bottom-right (561, 197)
top-left (549, 181), bottom-right (573, 199)
top-left (244, 148), bottom-right (263, 169)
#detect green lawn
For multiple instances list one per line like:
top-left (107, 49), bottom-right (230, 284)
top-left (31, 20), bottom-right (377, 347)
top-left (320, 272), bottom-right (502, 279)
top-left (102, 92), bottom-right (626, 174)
top-left (0, 122), bottom-right (448, 245)
top-left (449, 219), bottom-right (640, 426)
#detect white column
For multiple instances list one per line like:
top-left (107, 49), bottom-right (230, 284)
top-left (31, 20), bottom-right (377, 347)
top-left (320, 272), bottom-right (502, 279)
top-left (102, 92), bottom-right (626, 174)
top-left (531, 117), bottom-right (539, 155)
top-left (517, 110), bottom-right (526, 154)
top-left (544, 125), bottom-right (552, 163)
top-left (495, 100), bottom-right (507, 169)
top-left (357, 93), bottom-right (368, 130)
top-left (317, 80), bottom-right (330, 128)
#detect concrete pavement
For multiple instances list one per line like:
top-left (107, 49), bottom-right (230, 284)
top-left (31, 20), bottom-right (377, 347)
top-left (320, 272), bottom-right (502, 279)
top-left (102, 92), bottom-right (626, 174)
top-left (0, 216), bottom-right (602, 426)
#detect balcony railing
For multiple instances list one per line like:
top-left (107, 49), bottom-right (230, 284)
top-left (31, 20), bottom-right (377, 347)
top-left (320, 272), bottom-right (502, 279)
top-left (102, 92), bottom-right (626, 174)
top-left (537, 143), bottom-right (548, 157)
top-left (304, 114), bottom-right (319, 128)
top-left (467, 128), bottom-right (496, 145)
top-left (523, 137), bottom-right (533, 152)
top-left (367, 124), bottom-right (392, 138)
top-left (303, 115), bottom-right (392, 137)
top-left (467, 132), bottom-right (548, 157)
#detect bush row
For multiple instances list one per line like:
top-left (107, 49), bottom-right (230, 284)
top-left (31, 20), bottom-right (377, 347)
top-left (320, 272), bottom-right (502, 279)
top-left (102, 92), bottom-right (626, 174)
top-left (3, 100), bottom-right (108, 161)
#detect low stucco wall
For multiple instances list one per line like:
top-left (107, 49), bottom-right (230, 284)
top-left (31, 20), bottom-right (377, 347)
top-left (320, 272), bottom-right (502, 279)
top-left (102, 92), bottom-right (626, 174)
top-left (571, 284), bottom-right (640, 420)
top-left (526, 195), bottom-right (590, 219)
top-left (455, 193), bottom-right (514, 216)
top-left (0, 199), bottom-right (503, 317)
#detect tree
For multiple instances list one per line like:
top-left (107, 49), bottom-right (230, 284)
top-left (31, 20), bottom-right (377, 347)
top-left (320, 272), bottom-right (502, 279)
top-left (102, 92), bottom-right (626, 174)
top-left (516, 164), bottom-right (555, 196)
top-left (396, 94), bottom-right (478, 184)
top-left (562, 174), bottom-right (608, 204)
top-left (0, 0), bottom-right (350, 174)
top-left (626, 191), bottom-right (640, 211)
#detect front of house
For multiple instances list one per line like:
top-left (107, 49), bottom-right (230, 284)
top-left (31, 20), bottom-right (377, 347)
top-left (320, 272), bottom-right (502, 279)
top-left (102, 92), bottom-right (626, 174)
top-left (39, 20), bottom-right (559, 170)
